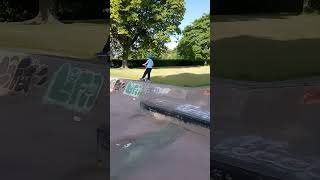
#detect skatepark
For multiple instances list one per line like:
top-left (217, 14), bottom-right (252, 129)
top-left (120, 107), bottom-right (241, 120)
top-left (110, 78), bottom-right (210, 180)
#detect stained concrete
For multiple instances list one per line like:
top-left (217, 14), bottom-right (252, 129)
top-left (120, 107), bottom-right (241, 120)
top-left (110, 83), bottom-right (210, 180)
top-left (0, 51), bottom-right (108, 180)
top-left (212, 78), bottom-right (320, 179)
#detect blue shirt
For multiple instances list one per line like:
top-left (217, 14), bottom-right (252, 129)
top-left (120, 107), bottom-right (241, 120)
top-left (146, 58), bottom-right (153, 69)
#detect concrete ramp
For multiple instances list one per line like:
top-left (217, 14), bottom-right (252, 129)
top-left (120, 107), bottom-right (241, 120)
top-left (111, 78), bottom-right (210, 127)
top-left (110, 78), bottom-right (210, 180)
top-left (212, 79), bottom-right (320, 180)
top-left (0, 50), bottom-right (108, 180)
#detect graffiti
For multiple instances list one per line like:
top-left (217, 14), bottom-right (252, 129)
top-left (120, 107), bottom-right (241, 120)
top-left (201, 88), bottom-right (210, 96)
top-left (110, 78), bottom-right (117, 92)
top-left (151, 87), bottom-right (171, 95)
top-left (123, 81), bottom-right (143, 97)
top-left (213, 136), bottom-right (320, 176)
top-left (176, 104), bottom-right (210, 120)
top-left (134, 83), bottom-right (172, 100)
top-left (43, 63), bottom-right (103, 113)
top-left (0, 56), bottom-right (48, 96)
top-left (110, 78), bottom-right (125, 93)
top-left (114, 80), bottom-right (125, 92)
top-left (303, 87), bottom-right (320, 104)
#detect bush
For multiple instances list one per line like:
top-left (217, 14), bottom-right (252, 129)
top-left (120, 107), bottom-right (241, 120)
top-left (110, 60), bottom-right (122, 68)
top-left (0, 0), bottom-right (37, 22)
top-left (311, 0), bottom-right (320, 11)
top-left (0, 0), bottom-right (106, 22)
top-left (110, 59), bottom-right (210, 68)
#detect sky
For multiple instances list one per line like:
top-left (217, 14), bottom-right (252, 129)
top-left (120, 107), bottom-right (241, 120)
top-left (165, 0), bottom-right (210, 50)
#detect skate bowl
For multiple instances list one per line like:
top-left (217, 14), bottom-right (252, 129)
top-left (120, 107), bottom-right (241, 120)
top-left (211, 78), bottom-right (320, 179)
top-left (110, 77), bottom-right (210, 180)
top-left (0, 50), bottom-right (108, 180)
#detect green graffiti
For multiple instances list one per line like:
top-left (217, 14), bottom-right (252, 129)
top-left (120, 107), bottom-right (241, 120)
top-left (43, 63), bottom-right (103, 113)
top-left (123, 81), bottom-right (143, 97)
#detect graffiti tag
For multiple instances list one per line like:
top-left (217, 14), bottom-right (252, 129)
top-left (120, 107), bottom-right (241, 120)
top-left (213, 136), bottom-right (319, 176)
top-left (138, 84), bottom-right (172, 99)
top-left (43, 63), bottom-right (103, 113)
top-left (201, 88), bottom-right (210, 96)
top-left (123, 81), bottom-right (143, 97)
top-left (303, 87), bottom-right (320, 104)
top-left (110, 78), bottom-right (125, 93)
top-left (151, 87), bottom-right (171, 95)
top-left (176, 104), bottom-right (210, 120)
top-left (0, 56), bottom-right (48, 96)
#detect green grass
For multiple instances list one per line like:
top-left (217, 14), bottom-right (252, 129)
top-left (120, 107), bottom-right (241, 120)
top-left (0, 22), bottom-right (108, 59)
top-left (111, 66), bottom-right (210, 87)
top-left (213, 14), bottom-right (320, 81)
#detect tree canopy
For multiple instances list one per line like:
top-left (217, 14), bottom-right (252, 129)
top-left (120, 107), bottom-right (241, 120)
top-left (0, 0), bottom-right (106, 22)
top-left (177, 13), bottom-right (210, 60)
top-left (110, 0), bottom-right (185, 63)
top-left (161, 48), bottom-right (182, 59)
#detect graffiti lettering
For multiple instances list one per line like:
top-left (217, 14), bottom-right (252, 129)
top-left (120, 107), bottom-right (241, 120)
top-left (123, 81), bottom-right (143, 97)
top-left (110, 78), bottom-right (117, 92)
top-left (138, 84), bottom-right (171, 99)
top-left (176, 104), bottom-right (210, 120)
top-left (0, 56), bottom-right (48, 96)
top-left (303, 87), bottom-right (320, 104)
top-left (214, 136), bottom-right (316, 174)
top-left (43, 63), bottom-right (103, 113)
top-left (201, 88), bottom-right (210, 96)
top-left (110, 78), bottom-right (125, 93)
top-left (152, 87), bottom-right (171, 95)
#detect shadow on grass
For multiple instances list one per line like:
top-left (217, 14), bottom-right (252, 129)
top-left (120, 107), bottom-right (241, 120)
top-left (153, 65), bottom-right (207, 69)
top-left (152, 73), bottom-right (210, 87)
top-left (214, 36), bottom-right (320, 81)
top-left (128, 66), bottom-right (208, 70)
top-left (213, 14), bottom-right (292, 22)
top-left (61, 19), bottom-right (108, 24)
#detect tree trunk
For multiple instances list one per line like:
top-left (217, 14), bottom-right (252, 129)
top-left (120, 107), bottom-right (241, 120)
top-left (122, 60), bottom-right (128, 68)
top-left (122, 48), bottom-right (129, 69)
top-left (303, 0), bottom-right (312, 12)
top-left (24, 0), bottom-right (61, 24)
top-left (122, 52), bottom-right (128, 68)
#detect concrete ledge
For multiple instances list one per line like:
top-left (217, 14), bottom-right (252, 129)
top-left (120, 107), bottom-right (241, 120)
top-left (140, 98), bottom-right (210, 128)
top-left (214, 77), bottom-right (320, 90)
top-left (212, 136), bottom-right (320, 180)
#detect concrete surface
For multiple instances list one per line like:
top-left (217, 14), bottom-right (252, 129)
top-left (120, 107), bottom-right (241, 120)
top-left (0, 50), bottom-right (108, 180)
top-left (112, 78), bottom-right (210, 127)
top-left (140, 97), bottom-right (210, 127)
top-left (211, 78), bottom-right (320, 179)
top-left (110, 79), bottom-right (210, 180)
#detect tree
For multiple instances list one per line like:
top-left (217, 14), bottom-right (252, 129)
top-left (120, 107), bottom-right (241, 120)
top-left (303, 0), bottom-right (312, 12)
top-left (110, 0), bottom-right (185, 68)
top-left (303, 0), bottom-right (320, 12)
top-left (177, 13), bottom-right (210, 60)
top-left (161, 48), bottom-right (181, 59)
top-left (24, 0), bottom-right (60, 24)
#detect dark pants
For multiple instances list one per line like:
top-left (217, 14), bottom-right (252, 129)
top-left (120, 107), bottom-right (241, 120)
top-left (142, 68), bottom-right (152, 80)
top-left (102, 36), bottom-right (110, 53)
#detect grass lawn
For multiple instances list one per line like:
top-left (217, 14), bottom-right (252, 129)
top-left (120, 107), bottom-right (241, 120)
top-left (213, 14), bottom-right (320, 81)
top-left (111, 66), bottom-right (210, 87)
top-left (0, 22), bottom-right (108, 59)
